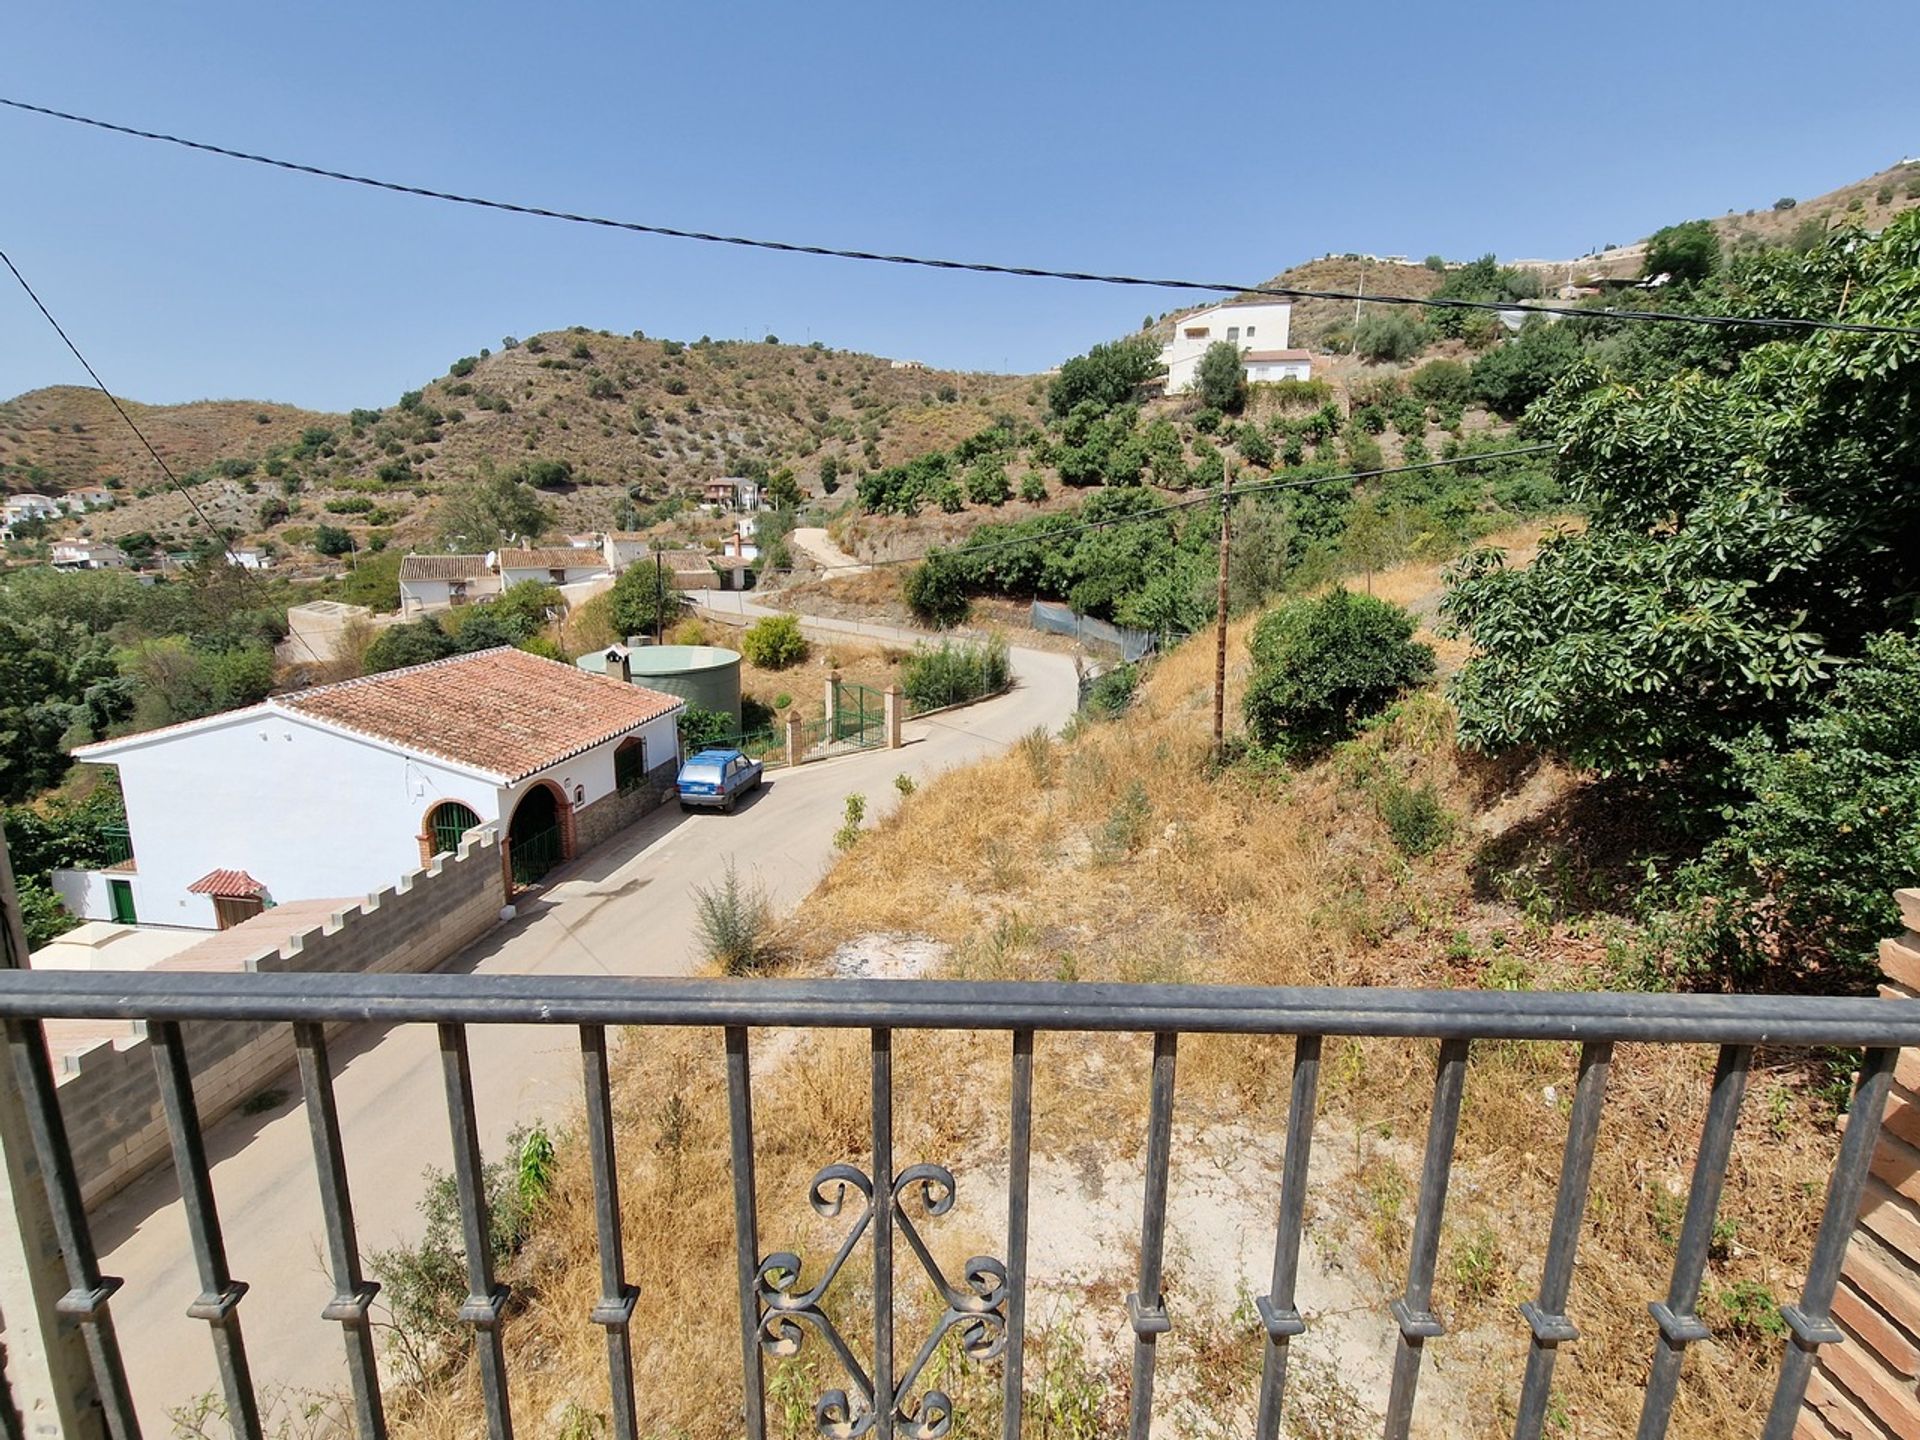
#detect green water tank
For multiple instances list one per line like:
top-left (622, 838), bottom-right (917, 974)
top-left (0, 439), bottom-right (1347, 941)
top-left (623, 643), bottom-right (743, 726)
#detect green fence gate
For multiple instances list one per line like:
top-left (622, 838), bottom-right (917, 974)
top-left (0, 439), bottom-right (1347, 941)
top-left (831, 681), bottom-right (886, 749)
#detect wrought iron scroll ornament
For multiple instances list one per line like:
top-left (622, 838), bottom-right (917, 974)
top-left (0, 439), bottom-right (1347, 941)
top-left (757, 1162), bottom-right (1008, 1438)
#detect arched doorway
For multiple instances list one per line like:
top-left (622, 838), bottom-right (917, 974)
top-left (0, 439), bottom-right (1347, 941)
top-left (507, 784), bottom-right (566, 887)
top-left (425, 800), bottom-right (482, 859)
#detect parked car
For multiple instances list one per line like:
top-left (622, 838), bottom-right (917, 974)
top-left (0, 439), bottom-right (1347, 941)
top-left (676, 747), bottom-right (764, 812)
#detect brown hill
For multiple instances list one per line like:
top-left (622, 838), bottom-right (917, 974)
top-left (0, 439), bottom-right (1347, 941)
top-left (0, 330), bottom-right (1044, 562)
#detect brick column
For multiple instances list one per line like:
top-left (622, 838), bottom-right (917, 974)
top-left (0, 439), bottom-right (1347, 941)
top-left (824, 670), bottom-right (842, 740)
top-left (885, 684), bottom-right (903, 749)
top-left (785, 711), bottom-right (803, 769)
top-left (1800, 887), bottom-right (1920, 1440)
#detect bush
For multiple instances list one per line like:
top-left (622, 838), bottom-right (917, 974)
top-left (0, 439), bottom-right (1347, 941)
top-left (1376, 777), bottom-right (1452, 856)
top-left (1355, 311), bottom-right (1427, 363)
top-left (312, 525), bottom-right (354, 557)
top-left (1047, 337), bottom-right (1161, 417)
top-left (1678, 631), bottom-right (1920, 991)
top-left (900, 636), bottom-right (1010, 710)
top-left (1409, 359), bottom-right (1472, 406)
top-left (364, 618), bottom-right (458, 673)
top-left (740, 613), bottom-right (809, 669)
top-left (678, 704), bottom-right (735, 752)
top-left (1196, 341), bottom-right (1248, 412)
top-left (833, 793), bottom-right (867, 851)
top-left (1018, 473), bottom-right (1048, 503)
top-left (1243, 591), bottom-right (1435, 750)
top-left (693, 861), bottom-right (774, 974)
top-left (448, 356), bottom-right (478, 378)
top-left (1082, 662), bottom-right (1138, 717)
top-left (903, 555), bottom-right (971, 628)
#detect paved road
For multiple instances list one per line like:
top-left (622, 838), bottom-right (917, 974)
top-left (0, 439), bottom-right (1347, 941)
top-left (95, 635), bottom-right (1077, 1428)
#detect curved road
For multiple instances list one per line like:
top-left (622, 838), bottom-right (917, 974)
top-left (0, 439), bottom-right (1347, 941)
top-left (97, 627), bottom-right (1077, 1426)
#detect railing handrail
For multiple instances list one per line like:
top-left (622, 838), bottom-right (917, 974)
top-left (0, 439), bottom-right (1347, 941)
top-left (1, 969), bottom-right (1914, 1045)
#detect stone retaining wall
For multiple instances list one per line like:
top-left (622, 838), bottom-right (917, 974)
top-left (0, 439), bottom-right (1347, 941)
top-left (55, 829), bottom-right (508, 1209)
top-left (572, 758), bottom-right (679, 855)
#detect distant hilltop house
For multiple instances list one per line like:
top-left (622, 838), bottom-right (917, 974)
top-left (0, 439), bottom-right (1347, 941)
top-left (49, 539), bottom-right (129, 571)
top-left (1158, 300), bottom-right (1310, 393)
top-left (889, 358), bottom-right (927, 370)
top-left (703, 476), bottom-right (762, 511)
top-left (62, 488), bottom-right (115, 512)
top-left (227, 546), bottom-right (272, 571)
top-left (55, 648), bottom-right (686, 928)
top-left (2, 492), bottom-right (63, 539)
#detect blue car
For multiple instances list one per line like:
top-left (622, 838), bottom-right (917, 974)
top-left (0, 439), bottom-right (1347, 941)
top-left (676, 747), bottom-right (764, 812)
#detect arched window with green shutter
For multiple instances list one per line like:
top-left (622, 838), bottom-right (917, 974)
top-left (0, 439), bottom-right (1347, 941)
top-left (428, 801), bottom-right (482, 857)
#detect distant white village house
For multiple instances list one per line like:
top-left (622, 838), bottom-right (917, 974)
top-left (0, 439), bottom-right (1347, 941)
top-left (497, 546), bottom-right (615, 589)
top-left (49, 539), bottom-right (129, 571)
top-left (397, 554), bottom-right (502, 618)
top-left (1158, 300), bottom-right (1311, 393)
top-left (56, 648), bottom-right (686, 929)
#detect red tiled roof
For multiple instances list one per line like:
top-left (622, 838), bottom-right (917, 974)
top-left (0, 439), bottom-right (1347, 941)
top-left (498, 547), bottom-right (609, 570)
top-left (398, 554), bottom-right (490, 581)
top-left (187, 868), bottom-right (267, 898)
top-left (1243, 350), bottom-right (1313, 362)
top-left (279, 647), bottom-right (682, 781)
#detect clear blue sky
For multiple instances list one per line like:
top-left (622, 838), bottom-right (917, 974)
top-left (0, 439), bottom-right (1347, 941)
top-left (4, 1), bottom-right (1916, 412)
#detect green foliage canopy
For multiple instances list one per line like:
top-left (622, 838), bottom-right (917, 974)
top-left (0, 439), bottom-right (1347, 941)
top-left (1242, 590), bottom-right (1435, 750)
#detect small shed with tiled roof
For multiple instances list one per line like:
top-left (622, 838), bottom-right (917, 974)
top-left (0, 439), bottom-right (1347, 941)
top-left (398, 553), bottom-right (501, 617)
top-left (64, 650), bottom-right (686, 928)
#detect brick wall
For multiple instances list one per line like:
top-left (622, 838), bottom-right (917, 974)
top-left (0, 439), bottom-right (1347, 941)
top-left (54, 828), bottom-right (508, 1209)
top-left (571, 757), bottom-right (678, 855)
top-left (1799, 888), bottom-right (1920, 1440)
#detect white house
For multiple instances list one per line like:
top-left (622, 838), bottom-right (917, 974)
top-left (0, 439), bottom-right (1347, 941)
top-left (1242, 349), bottom-right (1315, 383)
top-left (61, 488), bottom-right (115, 512)
top-left (498, 546), bottom-right (614, 588)
top-left (601, 532), bottom-right (653, 571)
top-left (3, 493), bottom-right (62, 525)
top-left (228, 546), bottom-right (272, 571)
top-left (1158, 300), bottom-right (1298, 394)
top-left (56, 648), bottom-right (685, 929)
top-left (398, 554), bottom-right (501, 617)
top-left (722, 529), bottom-right (760, 563)
top-left (702, 477), bottom-right (761, 512)
top-left (50, 539), bottom-right (129, 571)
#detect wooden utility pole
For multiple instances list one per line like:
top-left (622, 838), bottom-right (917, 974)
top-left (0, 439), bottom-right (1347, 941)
top-left (1213, 463), bottom-right (1233, 758)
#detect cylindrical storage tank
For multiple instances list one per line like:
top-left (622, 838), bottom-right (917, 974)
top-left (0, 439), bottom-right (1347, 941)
top-left (623, 644), bottom-right (743, 727)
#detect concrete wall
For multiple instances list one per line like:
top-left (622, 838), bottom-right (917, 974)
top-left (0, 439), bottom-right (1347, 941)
top-left (52, 828), bottom-right (508, 1209)
top-left (1800, 888), bottom-right (1920, 1440)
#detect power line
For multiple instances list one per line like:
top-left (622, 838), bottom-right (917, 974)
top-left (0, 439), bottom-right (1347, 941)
top-left (798, 443), bottom-right (1561, 573)
top-left (0, 246), bottom-right (327, 664)
top-left (4, 95), bottom-right (1916, 341)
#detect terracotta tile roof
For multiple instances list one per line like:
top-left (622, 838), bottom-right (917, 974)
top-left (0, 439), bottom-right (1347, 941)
top-left (1243, 349), bottom-right (1313, 362)
top-left (187, 868), bottom-right (268, 897)
top-left (498, 547), bottom-right (610, 570)
top-left (279, 648), bottom-right (682, 782)
top-left (655, 549), bottom-right (715, 571)
top-left (399, 554), bottom-right (491, 582)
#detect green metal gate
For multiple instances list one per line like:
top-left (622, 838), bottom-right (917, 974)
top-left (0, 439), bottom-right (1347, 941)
top-left (509, 826), bottom-right (563, 886)
top-left (430, 802), bottom-right (482, 857)
top-left (832, 681), bottom-right (886, 749)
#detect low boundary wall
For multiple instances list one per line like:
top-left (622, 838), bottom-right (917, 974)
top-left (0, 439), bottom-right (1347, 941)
top-left (52, 828), bottom-right (508, 1209)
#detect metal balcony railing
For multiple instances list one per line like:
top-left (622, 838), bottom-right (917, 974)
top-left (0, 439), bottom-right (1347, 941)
top-left (0, 970), bottom-right (1913, 1440)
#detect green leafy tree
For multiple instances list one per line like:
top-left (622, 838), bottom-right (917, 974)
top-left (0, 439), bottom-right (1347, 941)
top-left (312, 525), bottom-right (354, 558)
top-left (903, 554), bottom-right (971, 629)
top-left (607, 561), bottom-right (687, 641)
top-left (1643, 220), bottom-right (1722, 287)
top-left (763, 468), bottom-right (804, 509)
top-left (818, 455), bottom-right (840, 493)
top-left (1355, 311), bottom-right (1427, 362)
top-left (437, 469), bottom-right (551, 552)
top-left (488, 581), bottom-right (566, 643)
top-left (1243, 590), bottom-right (1435, 750)
top-left (1195, 341), bottom-right (1248, 413)
top-left (1046, 337), bottom-right (1161, 417)
top-left (1469, 318), bottom-right (1585, 417)
top-left (363, 618), bottom-right (458, 674)
top-left (740, 613), bottom-right (809, 669)
top-left (1443, 210), bottom-right (1920, 798)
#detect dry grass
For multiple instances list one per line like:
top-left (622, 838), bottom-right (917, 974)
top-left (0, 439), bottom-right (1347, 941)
top-left (383, 609), bottom-right (1844, 1440)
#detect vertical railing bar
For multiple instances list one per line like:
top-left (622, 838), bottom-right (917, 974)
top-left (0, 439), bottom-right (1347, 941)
top-left (1126, 1032), bottom-right (1178, 1440)
top-left (1759, 1046), bottom-right (1898, 1440)
top-left (2, 1016), bottom-right (141, 1439)
top-left (1511, 1040), bottom-right (1613, 1440)
top-left (292, 1023), bottom-right (387, 1440)
top-left (1382, 1036), bottom-right (1470, 1440)
top-left (151, 1021), bottom-right (263, 1440)
top-left (1254, 1033), bottom-right (1322, 1440)
top-left (726, 1026), bottom-right (767, 1440)
top-left (436, 1023), bottom-right (513, 1440)
top-left (872, 1028), bottom-right (895, 1440)
top-left (1002, 1029), bottom-right (1034, 1440)
top-left (580, 1025), bottom-right (639, 1440)
top-left (1634, 1043), bottom-right (1751, 1440)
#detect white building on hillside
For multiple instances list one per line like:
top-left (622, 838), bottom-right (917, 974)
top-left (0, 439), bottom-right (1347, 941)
top-left (1159, 300), bottom-right (1302, 393)
top-left (497, 546), bottom-right (614, 588)
top-left (62, 488), bottom-right (116, 512)
top-left (56, 648), bottom-right (685, 928)
top-left (50, 539), bottom-right (129, 571)
top-left (398, 554), bottom-right (501, 617)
